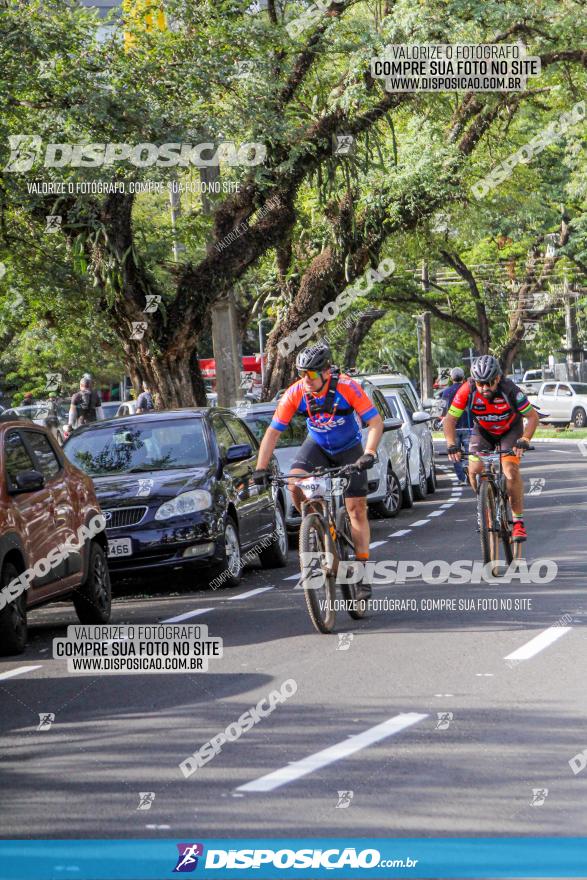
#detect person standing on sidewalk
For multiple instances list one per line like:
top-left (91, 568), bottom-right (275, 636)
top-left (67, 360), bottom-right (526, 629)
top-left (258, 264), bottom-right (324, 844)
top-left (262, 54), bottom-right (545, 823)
top-left (440, 368), bottom-right (473, 484)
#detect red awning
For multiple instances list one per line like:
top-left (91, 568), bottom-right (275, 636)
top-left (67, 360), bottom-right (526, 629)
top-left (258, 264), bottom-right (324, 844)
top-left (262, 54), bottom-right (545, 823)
top-left (198, 355), bottom-right (264, 379)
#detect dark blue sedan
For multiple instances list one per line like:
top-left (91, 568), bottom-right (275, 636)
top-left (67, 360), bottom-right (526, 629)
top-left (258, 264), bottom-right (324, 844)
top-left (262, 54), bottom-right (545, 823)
top-left (63, 408), bottom-right (288, 585)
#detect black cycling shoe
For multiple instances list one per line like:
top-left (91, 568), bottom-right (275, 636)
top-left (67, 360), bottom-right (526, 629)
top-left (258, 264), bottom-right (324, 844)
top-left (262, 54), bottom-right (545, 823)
top-left (355, 581), bottom-right (372, 602)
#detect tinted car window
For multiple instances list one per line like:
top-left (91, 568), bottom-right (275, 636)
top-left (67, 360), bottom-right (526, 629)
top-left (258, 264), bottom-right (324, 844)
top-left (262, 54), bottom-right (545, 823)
top-left (211, 415), bottom-right (235, 458)
top-left (397, 388), bottom-right (415, 415)
top-left (24, 432), bottom-right (61, 479)
top-left (542, 384), bottom-right (557, 396)
top-left (570, 384), bottom-right (587, 395)
top-left (244, 412), bottom-right (307, 448)
top-left (4, 431), bottom-right (37, 491)
top-left (64, 419), bottom-right (210, 475)
top-left (371, 389), bottom-right (391, 419)
top-left (382, 394), bottom-right (402, 420)
top-left (223, 414), bottom-right (256, 448)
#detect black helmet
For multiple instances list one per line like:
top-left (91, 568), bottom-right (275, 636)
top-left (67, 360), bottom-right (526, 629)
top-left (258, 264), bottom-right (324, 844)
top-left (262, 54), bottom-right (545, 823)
top-left (471, 355), bottom-right (500, 383)
top-left (450, 367), bottom-right (465, 381)
top-left (295, 342), bottom-right (332, 372)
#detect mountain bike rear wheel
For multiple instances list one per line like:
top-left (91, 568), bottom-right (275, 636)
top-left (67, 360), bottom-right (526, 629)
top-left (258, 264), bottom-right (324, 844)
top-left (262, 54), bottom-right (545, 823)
top-left (299, 513), bottom-right (336, 634)
top-left (499, 493), bottom-right (515, 566)
top-left (336, 509), bottom-right (366, 620)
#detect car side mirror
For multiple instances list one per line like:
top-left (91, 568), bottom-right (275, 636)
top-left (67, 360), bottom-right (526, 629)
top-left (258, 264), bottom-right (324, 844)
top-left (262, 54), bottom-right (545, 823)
top-left (225, 443), bottom-right (253, 463)
top-left (10, 469), bottom-right (45, 494)
top-left (412, 410), bottom-right (433, 423)
top-left (383, 417), bottom-right (403, 432)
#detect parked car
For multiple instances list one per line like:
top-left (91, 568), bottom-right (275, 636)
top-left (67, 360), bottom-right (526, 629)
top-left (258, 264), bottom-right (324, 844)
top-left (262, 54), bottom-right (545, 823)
top-left (362, 374), bottom-right (436, 499)
top-left (0, 416), bottom-right (111, 655)
top-left (530, 381), bottom-right (587, 427)
top-left (100, 401), bottom-right (124, 420)
top-left (374, 388), bottom-right (436, 500)
top-left (63, 408), bottom-right (288, 584)
top-left (114, 400), bottom-right (139, 418)
top-left (2, 400), bottom-right (70, 445)
top-left (235, 386), bottom-right (408, 535)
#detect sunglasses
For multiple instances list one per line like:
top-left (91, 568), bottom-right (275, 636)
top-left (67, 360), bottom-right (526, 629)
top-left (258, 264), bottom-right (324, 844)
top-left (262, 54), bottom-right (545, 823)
top-left (475, 379), bottom-right (497, 388)
top-left (298, 369), bottom-right (321, 379)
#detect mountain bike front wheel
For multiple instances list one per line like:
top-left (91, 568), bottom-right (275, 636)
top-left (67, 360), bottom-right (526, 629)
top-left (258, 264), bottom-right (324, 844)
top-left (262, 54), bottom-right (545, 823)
top-left (478, 480), bottom-right (501, 577)
top-left (336, 508), bottom-right (366, 620)
top-left (299, 513), bottom-right (336, 634)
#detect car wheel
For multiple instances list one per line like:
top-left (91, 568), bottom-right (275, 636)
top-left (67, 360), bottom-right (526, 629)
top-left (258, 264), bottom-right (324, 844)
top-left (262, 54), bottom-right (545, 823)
top-left (258, 503), bottom-right (288, 568)
top-left (426, 459), bottom-right (437, 494)
top-left (209, 516), bottom-right (242, 589)
top-left (572, 407), bottom-right (587, 428)
top-left (73, 542), bottom-right (112, 624)
top-left (401, 460), bottom-right (414, 508)
top-left (413, 454), bottom-right (428, 500)
top-left (372, 467), bottom-right (401, 518)
top-left (0, 562), bottom-right (27, 656)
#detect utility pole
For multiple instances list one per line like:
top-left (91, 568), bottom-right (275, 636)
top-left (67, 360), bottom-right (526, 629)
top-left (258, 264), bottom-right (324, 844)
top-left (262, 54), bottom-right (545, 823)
top-left (564, 275), bottom-right (579, 380)
top-left (420, 262), bottom-right (433, 399)
top-left (201, 160), bottom-right (241, 407)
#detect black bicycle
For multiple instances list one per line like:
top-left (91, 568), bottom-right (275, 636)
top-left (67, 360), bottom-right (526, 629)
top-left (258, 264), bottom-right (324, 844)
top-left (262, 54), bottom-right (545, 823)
top-left (271, 464), bottom-right (366, 634)
top-left (473, 442), bottom-right (534, 575)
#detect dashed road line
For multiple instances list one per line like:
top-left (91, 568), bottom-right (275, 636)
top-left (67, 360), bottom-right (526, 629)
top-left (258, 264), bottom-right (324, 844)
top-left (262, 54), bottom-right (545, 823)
top-left (504, 626), bottom-right (572, 661)
top-left (0, 665), bottom-right (43, 681)
top-left (411, 520), bottom-right (430, 527)
top-left (236, 712), bottom-right (428, 793)
top-left (369, 540), bottom-right (387, 549)
top-left (162, 608), bottom-right (213, 623)
top-left (228, 587), bottom-right (274, 600)
top-left (389, 529), bottom-right (411, 537)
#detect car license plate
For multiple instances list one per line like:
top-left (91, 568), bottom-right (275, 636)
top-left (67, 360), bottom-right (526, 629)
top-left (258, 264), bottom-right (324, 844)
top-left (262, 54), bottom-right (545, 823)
top-left (107, 538), bottom-right (132, 558)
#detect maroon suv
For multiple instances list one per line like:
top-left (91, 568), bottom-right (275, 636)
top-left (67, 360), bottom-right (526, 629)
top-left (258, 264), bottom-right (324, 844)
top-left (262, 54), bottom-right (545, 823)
top-left (0, 417), bottom-right (111, 655)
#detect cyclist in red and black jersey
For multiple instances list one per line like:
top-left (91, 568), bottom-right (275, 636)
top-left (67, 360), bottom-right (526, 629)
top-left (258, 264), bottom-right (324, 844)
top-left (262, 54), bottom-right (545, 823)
top-left (442, 355), bottom-right (540, 541)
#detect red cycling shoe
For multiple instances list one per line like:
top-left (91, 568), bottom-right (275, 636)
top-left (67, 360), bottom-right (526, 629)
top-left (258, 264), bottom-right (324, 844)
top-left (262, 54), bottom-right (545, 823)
top-left (512, 521), bottom-right (527, 542)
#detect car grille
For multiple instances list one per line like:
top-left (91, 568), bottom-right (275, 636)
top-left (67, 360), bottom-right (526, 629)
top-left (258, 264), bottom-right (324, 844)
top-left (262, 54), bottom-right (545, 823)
top-left (103, 506), bottom-right (148, 529)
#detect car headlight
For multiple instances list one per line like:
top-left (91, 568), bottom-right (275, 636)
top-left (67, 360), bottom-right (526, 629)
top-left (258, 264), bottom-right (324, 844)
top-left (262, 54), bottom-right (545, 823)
top-left (154, 490), bottom-right (212, 521)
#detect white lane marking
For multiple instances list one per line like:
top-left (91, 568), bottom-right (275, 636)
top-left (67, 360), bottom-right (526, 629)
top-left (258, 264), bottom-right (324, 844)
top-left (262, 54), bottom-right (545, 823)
top-left (369, 540), bottom-right (387, 549)
top-left (0, 665), bottom-right (43, 681)
top-left (475, 673), bottom-right (494, 677)
top-left (236, 712), bottom-right (428, 793)
top-left (440, 503), bottom-right (455, 509)
top-left (411, 519), bottom-right (430, 526)
top-left (284, 573), bottom-right (302, 581)
top-left (428, 510), bottom-right (444, 517)
top-left (553, 449), bottom-right (572, 454)
top-left (389, 530), bottom-right (411, 537)
top-left (228, 587), bottom-right (274, 600)
top-left (504, 626), bottom-right (572, 661)
top-left (162, 608), bottom-right (213, 623)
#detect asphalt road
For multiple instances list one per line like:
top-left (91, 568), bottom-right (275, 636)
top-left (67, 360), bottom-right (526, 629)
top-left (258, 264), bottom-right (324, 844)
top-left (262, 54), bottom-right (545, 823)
top-left (1, 441), bottom-right (586, 839)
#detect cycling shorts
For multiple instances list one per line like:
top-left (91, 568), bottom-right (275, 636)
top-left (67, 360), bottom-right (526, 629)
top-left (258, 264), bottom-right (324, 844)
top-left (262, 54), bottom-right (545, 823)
top-left (469, 420), bottom-right (523, 463)
top-left (291, 438), bottom-right (368, 498)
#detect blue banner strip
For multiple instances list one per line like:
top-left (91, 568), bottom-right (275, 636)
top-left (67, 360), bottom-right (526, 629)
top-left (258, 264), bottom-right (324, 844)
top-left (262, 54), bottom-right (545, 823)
top-left (1, 838), bottom-right (586, 879)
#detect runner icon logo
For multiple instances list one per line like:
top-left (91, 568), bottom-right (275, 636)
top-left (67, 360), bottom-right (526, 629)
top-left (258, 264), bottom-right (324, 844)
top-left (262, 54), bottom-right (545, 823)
top-left (173, 843), bottom-right (204, 873)
top-left (335, 790), bottom-right (354, 809)
top-left (137, 792), bottom-right (156, 811)
top-left (530, 788), bottom-right (548, 806)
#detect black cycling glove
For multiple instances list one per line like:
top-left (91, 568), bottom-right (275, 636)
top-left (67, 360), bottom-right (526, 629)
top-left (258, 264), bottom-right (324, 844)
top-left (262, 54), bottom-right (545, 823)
top-left (446, 444), bottom-right (460, 455)
top-left (252, 468), bottom-right (269, 488)
top-left (355, 453), bottom-right (375, 471)
top-left (513, 438), bottom-right (530, 450)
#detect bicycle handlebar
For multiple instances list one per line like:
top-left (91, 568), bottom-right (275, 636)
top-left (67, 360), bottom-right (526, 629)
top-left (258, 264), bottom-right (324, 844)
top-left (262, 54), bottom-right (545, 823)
top-left (269, 463), bottom-right (360, 484)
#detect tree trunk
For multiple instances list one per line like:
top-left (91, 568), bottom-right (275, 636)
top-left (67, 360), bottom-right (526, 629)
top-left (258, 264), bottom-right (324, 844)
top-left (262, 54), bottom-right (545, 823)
top-left (122, 339), bottom-right (207, 407)
top-left (343, 308), bottom-right (385, 367)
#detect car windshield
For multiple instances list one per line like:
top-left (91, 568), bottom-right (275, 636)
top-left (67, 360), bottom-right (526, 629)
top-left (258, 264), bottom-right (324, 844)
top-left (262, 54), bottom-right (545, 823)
top-left (244, 411), bottom-right (307, 448)
top-left (64, 418), bottom-right (210, 475)
top-left (5, 402), bottom-right (68, 420)
top-left (570, 384), bottom-right (587, 395)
